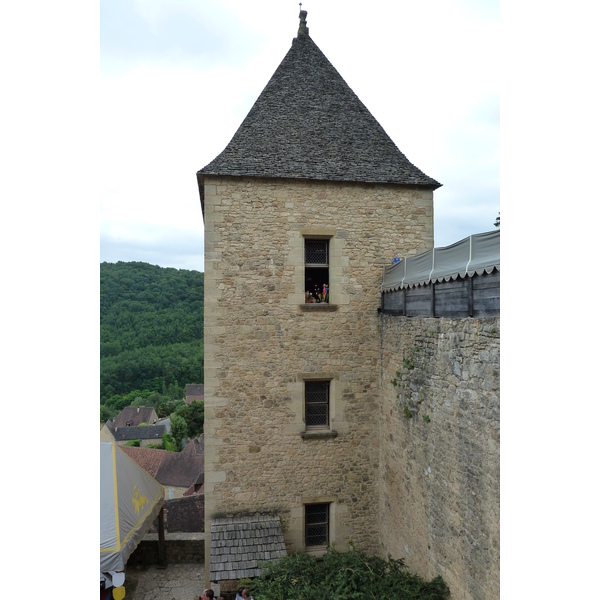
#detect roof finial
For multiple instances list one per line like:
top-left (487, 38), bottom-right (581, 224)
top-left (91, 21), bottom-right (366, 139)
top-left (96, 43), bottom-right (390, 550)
top-left (298, 6), bottom-right (309, 36)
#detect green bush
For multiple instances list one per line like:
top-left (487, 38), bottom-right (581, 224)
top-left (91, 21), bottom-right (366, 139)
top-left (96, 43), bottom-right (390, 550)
top-left (162, 433), bottom-right (177, 452)
top-left (170, 414), bottom-right (188, 451)
top-left (174, 400), bottom-right (204, 438)
top-left (241, 546), bottom-right (449, 600)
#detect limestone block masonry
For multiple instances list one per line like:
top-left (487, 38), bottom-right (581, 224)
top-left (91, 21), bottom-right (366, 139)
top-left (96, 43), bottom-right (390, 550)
top-left (379, 315), bottom-right (500, 600)
top-left (203, 176), bottom-right (433, 566)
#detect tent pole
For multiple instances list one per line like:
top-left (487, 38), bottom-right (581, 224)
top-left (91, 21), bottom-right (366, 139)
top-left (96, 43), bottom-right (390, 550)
top-left (157, 506), bottom-right (167, 568)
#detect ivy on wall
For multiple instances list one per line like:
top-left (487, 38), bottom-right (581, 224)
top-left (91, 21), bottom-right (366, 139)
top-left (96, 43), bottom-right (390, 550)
top-left (391, 346), bottom-right (432, 423)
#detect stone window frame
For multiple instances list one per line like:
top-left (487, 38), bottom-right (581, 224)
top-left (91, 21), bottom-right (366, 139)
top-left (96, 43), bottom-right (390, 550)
top-left (298, 374), bottom-right (339, 440)
top-left (290, 496), bottom-right (347, 555)
top-left (297, 229), bottom-right (341, 311)
top-left (304, 238), bottom-right (329, 304)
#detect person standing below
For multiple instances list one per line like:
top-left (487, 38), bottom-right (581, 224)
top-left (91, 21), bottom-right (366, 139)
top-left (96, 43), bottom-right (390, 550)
top-left (241, 589), bottom-right (254, 600)
top-left (202, 589), bottom-right (215, 600)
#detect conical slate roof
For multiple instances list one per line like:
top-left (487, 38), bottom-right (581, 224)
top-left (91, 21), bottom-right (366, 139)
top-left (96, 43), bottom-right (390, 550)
top-left (197, 12), bottom-right (440, 204)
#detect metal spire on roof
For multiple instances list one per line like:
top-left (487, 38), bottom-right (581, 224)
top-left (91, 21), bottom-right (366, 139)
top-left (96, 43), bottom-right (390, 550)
top-left (298, 6), bottom-right (309, 36)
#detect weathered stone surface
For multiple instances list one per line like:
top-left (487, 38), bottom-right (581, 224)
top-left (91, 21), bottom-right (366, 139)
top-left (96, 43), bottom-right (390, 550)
top-left (203, 175), bottom-right (433, 558)
top-left (379, 315), bottom-right (500, 600)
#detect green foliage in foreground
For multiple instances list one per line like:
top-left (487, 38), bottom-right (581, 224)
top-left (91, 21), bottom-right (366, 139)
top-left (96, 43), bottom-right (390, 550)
top-left (241, 546), bottom-right (450, 600)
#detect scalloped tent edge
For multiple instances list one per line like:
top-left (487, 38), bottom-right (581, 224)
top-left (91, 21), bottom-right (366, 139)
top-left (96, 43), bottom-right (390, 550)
top-left (382, 230), bottom-right (500, 292)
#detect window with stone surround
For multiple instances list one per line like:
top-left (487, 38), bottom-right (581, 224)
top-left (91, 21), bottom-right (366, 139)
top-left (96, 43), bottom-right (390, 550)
top-left (304, 239), bottom-right (329, 303)
top-left (305, 380), bottom-right (330, 429)
top-left (305, 503), bottom-right (329, 547)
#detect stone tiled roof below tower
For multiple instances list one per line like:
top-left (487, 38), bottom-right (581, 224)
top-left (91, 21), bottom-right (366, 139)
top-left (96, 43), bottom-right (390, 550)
top-left (210, 513), bottom-right (287, 582)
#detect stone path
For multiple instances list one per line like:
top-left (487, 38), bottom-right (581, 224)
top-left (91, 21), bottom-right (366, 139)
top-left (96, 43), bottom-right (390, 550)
top-left (124, 563), bottom-right (205, 600)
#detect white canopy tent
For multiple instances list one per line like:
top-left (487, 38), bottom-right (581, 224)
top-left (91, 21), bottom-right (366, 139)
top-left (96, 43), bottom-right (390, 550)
top-left (100, 442), bottom-right (165, 579)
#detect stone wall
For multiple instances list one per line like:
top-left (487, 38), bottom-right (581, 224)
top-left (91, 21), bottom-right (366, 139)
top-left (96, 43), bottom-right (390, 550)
top-left (379, 315), bottom-right (500, 600)
top-left (165, 494), bottom-right (205, 533)
top-left (128, 533), bottom-right (205, 565)
top-left (203, 175), bottom-right (433, 573)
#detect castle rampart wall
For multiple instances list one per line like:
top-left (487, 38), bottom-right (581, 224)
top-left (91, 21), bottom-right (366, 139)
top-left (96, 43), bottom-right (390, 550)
top-left (379, 314), bottom-right (500, 600)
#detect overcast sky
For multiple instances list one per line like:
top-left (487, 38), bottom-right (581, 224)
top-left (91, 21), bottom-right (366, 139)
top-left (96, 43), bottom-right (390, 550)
top-left (100, 0), bottom-right (499, 272)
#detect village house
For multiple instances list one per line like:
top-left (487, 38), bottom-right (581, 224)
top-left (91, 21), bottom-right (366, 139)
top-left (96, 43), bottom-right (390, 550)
top-left (100, 406), bottom-right (169, 447)
top-left (113, 406), bottom-right (158, 428)
top-left (110, 423), bottom-right (166, 448)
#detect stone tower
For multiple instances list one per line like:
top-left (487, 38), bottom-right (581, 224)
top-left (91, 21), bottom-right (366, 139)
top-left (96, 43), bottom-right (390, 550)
top-left (197, 11), bottom-right (440, 589)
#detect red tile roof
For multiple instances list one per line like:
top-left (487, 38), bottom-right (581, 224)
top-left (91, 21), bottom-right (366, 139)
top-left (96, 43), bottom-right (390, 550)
top-left (119, 437), bottom-right (204, 489)
top-left (119, 446), bottom-right (168, 479)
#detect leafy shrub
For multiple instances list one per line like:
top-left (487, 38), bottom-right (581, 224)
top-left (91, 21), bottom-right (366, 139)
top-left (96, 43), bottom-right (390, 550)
top-left (174, 400), bottom-right (205, 438)
top-left (162, 433), bottom-right (177, 452)
top-left (170, 414), bottom-right (188, 451)
top-left (241, 545), bottom-right (449, 600)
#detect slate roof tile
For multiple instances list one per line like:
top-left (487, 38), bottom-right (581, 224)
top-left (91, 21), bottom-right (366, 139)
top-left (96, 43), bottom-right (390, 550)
top-left (113, 424), bottom-right (165, 441)
top-left (113, 406), bottom-right (158, 428)
top-left (198, 14), bottom-right (440, 210)
top-left (186, 384), bottom-right (204, 396)
top-left (210, 513), bottom-right (287, 582)
top-left (185, 384), bottom-right (204, 404)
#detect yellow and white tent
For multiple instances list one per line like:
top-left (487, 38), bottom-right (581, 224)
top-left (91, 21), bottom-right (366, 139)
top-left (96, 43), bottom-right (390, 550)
top-left (100, 442), bottom-right (164, 574)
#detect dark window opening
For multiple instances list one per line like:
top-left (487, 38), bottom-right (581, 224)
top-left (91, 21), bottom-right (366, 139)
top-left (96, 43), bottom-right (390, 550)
top-left (305, 380), bottom-right (330, 429)
top-left (305, 239), bottom-right (329, 303)
top-left (305, 503), bottom-right (329, 547)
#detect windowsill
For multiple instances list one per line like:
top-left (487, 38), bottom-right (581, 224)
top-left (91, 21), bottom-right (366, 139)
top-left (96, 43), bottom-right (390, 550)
top-left (299, 303), bottom-right (338, 312)
top-left (305, 545), bottom-right (328, 558)
top-left (301, 430), bottom-right (338, 440)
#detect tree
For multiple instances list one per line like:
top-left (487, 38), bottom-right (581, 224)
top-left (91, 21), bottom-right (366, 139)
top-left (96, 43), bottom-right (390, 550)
top-left (170, 414), bottom-right (188, 451)
top-left (100, 405), bottom-right (113, 422)
top-left (494, 212), bottom-right (500, 228)
top-left (131, 396), bottom-right (146, 407)
top-left (100, 261), bottom-right (204, 408)
top-left (174, 400), bottom-right (204, 438)
top-left (162, 433), bottom-right (177, 452)
top-left (158, 397), bottom-right (186, 419)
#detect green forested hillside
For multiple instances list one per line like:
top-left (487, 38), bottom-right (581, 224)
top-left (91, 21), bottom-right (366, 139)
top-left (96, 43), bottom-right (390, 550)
top-left (100, 261), bottom-right (204, 421)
